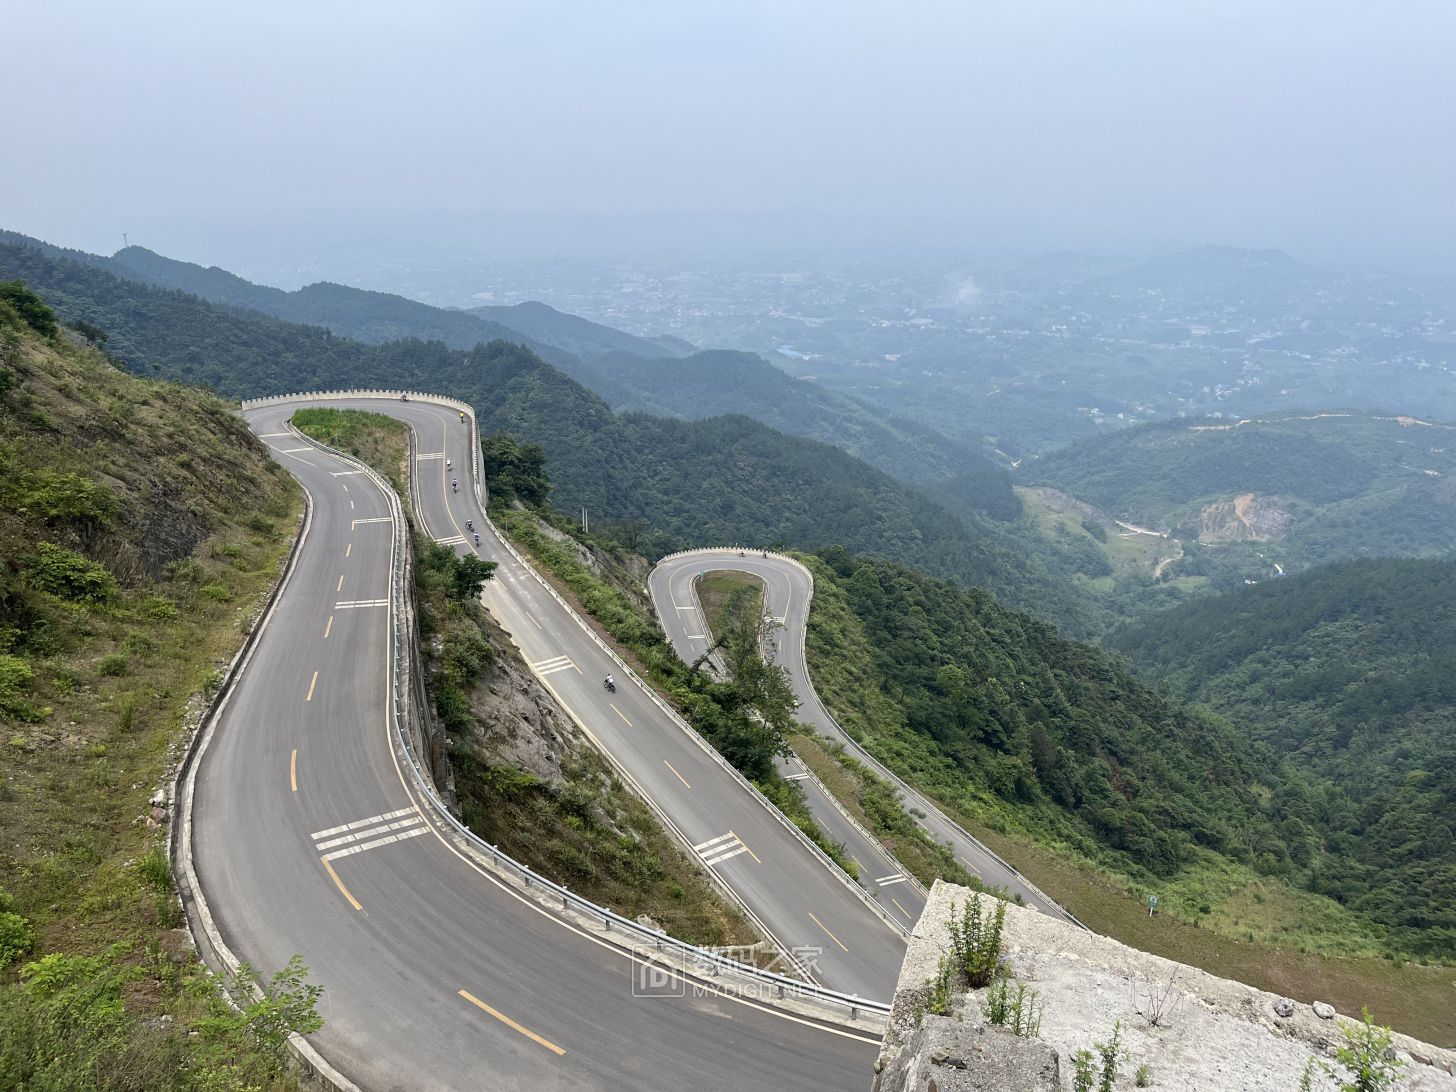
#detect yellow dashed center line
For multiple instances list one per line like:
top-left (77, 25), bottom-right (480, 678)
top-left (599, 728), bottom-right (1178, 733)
top-left (457, 990), bottom-right (566, 1056)
top-left (290, 749), bottom-right (299, 792)
top-left (321, 857), bottom-right (362, 911)
top-left (610, 703), bottom-right (632, 726)
top-left (892, 896), bottom-right (911, 920)
top-left (306, 670), bottom-right (319, 702)
top-left (664, 760), bottom-right (691, 789)
top-left (336, 574), bottom-right (345, 593)
top-left (738, 834), bottom-right (762, 864)
top-left (349, 498), bottom-right (355, 510)
top-left (808, 911), bottom-right (850, 952)
top-left (345, 543), bottom-right (352, 558)
top-left (324, 615), bottom-right (333, 640)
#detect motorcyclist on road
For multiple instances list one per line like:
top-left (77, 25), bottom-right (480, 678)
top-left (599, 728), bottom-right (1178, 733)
top-left (604, 674), bottom-right (616, 692)
top-left (473, 533), bottom-right (481, 546)
top-left (466, 519), bottom-right (473, 531)
top-left (451, 478), bottom-right (458, 493)
top-left (446, 459), bottom-right (452, 470)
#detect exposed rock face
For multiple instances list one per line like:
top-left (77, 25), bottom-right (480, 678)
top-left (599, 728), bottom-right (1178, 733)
top-left (457, 610), bottom-right (577, 786)
top-left (875, 882), bottom-right (1456, 1092)
top-left (875, 1018), bottom-right (1059, 1091)
top-left (1198, 491), bottom-right (1293, 543)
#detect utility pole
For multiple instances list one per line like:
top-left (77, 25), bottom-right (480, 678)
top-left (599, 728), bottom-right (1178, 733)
top-left (123, 232), bottom-right (128, 248)
top-left (581, 507), bottom-right (589, 534)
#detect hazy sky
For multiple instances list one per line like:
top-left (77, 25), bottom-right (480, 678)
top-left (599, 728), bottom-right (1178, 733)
top-left (6, 1), bottom-right (1455, 271)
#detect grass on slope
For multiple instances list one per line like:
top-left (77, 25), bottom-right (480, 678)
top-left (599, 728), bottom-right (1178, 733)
top-left (792, 550), bottom-right (1456, 1043)
top-left (0, 294), bottom-right (313, 1088)
top-left (291, 408), bottom-right (756, 946)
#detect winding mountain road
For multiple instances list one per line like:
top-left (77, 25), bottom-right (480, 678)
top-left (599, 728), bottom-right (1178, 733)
top-left (179, 395), bottom-right (905, 1090)
top-left (650, 550), bottom-right (1078, 924)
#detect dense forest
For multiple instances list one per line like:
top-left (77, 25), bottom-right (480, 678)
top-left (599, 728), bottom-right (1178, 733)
top-left (808, 550), bottom-right (1453, 957)
top-left (1106, 558), bottom-right (1456, 954)
top-left (559, 346), bottom-right (1020, 505)
top-left (0, 240), bottom-right (1108, 633)
top-left (0, 232), bottom-right (1020, 520)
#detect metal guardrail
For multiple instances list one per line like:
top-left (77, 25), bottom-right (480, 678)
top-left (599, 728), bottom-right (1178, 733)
top-left (654, 547), bottom-right (1087, 930)
top-left (257, 394), bottom-right (892, 1023)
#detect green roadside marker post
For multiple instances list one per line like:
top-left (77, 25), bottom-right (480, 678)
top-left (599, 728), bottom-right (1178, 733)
top-left (1148, 895), bottom-right (1160, 918)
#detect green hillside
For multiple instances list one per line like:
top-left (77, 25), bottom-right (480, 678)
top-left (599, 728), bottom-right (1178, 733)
top-left (803, 550), bottom-right (1454, 960)
top-left (0, 239), bottom-right (1109, 633)
top-left (6, 233), bottom-right (1021, 518)
top-left (0, 285), bottom-right (313, 1084)
top-left (1106, 558), bottom-right (1456, 955)
top-left (0, 231), bottom-right (578, 369)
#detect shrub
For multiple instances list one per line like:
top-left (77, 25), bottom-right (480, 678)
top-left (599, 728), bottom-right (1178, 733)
top-left (0, 654), bottom-right (46, 721)
top-left (20, 471), bottom-right (117, 526)
top-left (96, 653), bottom-right (129, 677)
top-left (0, 280), bottom-right (58, 337)
top-left (23, 543), bottom-right (118, 603)
top-left (0, 891), bottom-right (33, 970)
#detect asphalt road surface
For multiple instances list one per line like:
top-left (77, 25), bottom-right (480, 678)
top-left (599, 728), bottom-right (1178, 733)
top-left (185, 395), bottom-right (898, 1090)
top-left (650, 551), bottom-right (1077, 923)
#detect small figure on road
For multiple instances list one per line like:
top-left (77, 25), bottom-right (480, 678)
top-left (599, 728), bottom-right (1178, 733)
top-left (603, 674), bottom-right (616, 693)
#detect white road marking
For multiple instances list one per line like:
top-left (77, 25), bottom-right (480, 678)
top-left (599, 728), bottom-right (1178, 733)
top-left (334, 599), bottom-right (389, 609)
top-left (416, 452), bottom-right (445, 460)
top-left (351, 517), bottom-right (392, 528)
top-left (783, 772), bottom-right (810, 781)
top-left (257, 432), bottom-right (291, 437)
top-left (436, 535), bottom-right (467, 546)
top-left (277, 447), bottom-right (314, 454)
top-left (532, 655), bottom-right (578, 676)
top-left (875, 873), bottom-right (909, 887)
top-left (322, 825), bottom-right (428, 862)
top-left (330, 470), bottom-right (366, 477)
top-left (316, 816), bottom-right (426, 851)
top-left (312, 806), bottom-right (418, 840)
top-left (694, 831), bottom-right (752, 866)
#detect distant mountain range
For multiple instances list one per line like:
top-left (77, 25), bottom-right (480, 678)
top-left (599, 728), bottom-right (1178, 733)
top-left (0, 231), bottom-right (1093, 632)
top-left (0, 229), bottom-right (1014, 511)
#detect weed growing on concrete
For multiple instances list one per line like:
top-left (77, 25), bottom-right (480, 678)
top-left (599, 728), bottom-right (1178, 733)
top-left (1300, 1008), bottom-right (1405, 1092)
top-left (949, 892), bottom-right (1005, 988)
top-left (1133, 970), bottom-right (1184, 1027)
top-left (926, 955), bottom-right (955, 1017)
top-left (983, 971), bottom-right (1043, 1037)
top-left (1074, 1022), bottom-right (1124, 1092)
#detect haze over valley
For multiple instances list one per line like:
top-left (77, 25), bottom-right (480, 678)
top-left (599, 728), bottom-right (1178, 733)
top-left (3, 3), bottom-right (1455, 1089)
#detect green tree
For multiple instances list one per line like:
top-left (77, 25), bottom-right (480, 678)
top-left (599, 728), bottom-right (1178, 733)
top-left (482, 431), bottom-right (551, 506)
top-left (0, 280), bottom-right (58, 337)
top-left (449, 554), bottom-right (497, 601)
